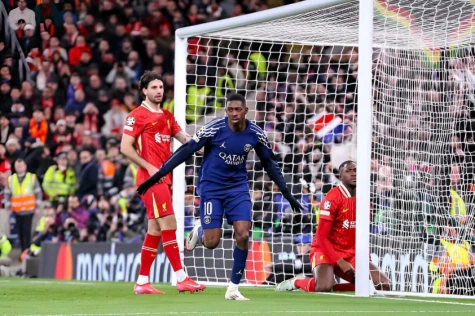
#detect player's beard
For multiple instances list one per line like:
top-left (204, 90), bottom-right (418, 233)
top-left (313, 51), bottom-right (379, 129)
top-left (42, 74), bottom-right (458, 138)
top-left (146, 94), bottom-right (161, 107)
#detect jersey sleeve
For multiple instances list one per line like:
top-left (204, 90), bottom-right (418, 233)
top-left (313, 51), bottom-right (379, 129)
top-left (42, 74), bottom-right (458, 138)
top-left (169, 113), bottom-right (182, 136)
top-left (191, 124), bottom-right (216, 148)
top-left (254, 130), bottom-right (274, 161)
top-left (123, 111), bottom-right (145, 138)
top-left (319, 192), bottom-right (341, 222)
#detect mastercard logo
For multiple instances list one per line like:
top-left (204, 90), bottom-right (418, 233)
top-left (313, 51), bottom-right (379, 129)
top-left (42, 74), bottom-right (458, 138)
top-left (55, 244), bottom-right (73, 280)
top-left (245, 241), bottom-right (272, 285)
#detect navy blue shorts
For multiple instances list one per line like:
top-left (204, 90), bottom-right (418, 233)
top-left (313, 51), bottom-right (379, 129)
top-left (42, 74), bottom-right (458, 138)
top-left (199, 191), bottom-right (252, 229)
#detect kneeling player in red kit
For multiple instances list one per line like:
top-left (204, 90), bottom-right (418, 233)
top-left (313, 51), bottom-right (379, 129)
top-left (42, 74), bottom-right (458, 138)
top-left (276, 161), bottom-right (391, 293)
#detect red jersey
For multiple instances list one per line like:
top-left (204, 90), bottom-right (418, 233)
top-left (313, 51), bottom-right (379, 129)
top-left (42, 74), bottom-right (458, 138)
top-left (312, 184), bottom-right (356, 257)
top-left (123, 102), bottom-right (182, 185)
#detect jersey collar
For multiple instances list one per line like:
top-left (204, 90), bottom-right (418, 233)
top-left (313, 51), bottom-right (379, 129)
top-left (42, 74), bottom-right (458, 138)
top-left (141, 101), bottom-right (163, 113)
top-left (338, 184), bottom-right (351, 198)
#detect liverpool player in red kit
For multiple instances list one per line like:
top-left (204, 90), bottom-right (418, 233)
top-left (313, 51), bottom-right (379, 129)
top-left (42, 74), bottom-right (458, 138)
top-left (120, 71), bottom-right (205, 294)
top-left (276, 161), bottom-right (391, 293)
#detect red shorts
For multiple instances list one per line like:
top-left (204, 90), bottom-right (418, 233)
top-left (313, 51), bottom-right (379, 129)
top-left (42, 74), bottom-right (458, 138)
top-left (141, 183), bottom-right (174, 219)
top-left (310, 249), bottom-right (356, 283)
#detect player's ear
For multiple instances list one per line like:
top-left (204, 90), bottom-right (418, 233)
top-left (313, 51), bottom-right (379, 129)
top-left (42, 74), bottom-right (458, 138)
top-left (245, 107), bottom-right (249, 114)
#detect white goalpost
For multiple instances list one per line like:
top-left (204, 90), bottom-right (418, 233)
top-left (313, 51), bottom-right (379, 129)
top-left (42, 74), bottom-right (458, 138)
top-left (173, 0), bottom-right (475, 298)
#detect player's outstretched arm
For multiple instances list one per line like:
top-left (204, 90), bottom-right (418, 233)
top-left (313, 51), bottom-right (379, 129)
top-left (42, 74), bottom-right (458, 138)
top-left (255, 139), bottom-right (303, 213)
top-left (137, 139), bottom-right (204, 195)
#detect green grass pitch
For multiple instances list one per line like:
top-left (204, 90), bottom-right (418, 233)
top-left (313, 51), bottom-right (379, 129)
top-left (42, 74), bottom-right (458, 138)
top-left (1, 278), bottom-right (475, 316)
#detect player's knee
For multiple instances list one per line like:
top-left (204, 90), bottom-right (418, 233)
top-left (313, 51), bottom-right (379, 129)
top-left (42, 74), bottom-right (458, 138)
top-left (377, 282), bottom-right (391, 291)
top-left (314, 282), bottom-right (333, 292)
top-left (203, 236), bottom-right (220, 249)
top-left (234, 230), bottom-right (249, 248)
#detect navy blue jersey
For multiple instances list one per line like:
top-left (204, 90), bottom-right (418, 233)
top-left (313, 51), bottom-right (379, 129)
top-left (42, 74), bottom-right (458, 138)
top-left (190, 117), bottom-right (273, 196)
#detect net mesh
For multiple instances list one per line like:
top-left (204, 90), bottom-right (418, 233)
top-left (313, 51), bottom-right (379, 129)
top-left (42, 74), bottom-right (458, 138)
top-left (180, 0), bottom-right (475, 295)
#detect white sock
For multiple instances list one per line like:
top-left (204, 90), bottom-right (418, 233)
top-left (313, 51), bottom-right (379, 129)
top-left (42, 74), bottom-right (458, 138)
top-left (176, 269), bottom-right (187, 282)
top-left (136, 275), bottom-right (149, 285)
top-left (228, 282), bottom-right (239, 291)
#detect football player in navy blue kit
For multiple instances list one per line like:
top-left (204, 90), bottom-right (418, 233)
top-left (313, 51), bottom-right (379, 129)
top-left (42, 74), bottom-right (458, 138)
top-left (137, 93), bottom-right (302, 300)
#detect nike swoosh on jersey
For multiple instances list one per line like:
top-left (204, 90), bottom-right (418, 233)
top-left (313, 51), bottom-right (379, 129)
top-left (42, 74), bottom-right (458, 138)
top-left (152, 122), bottom-right (158, 126)
top-left (342, 209), bottom-right (348, 213)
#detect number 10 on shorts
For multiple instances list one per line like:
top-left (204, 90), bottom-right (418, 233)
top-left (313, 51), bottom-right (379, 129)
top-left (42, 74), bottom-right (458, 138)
top-left (204, 202), bottom-right (213, 215)
top-left (203, 202), bottom-right (213, 225)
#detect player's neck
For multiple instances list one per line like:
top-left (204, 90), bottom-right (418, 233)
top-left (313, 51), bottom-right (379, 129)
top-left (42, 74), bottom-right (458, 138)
top-left (227, 119), bottom-right (247, 133)
top-left (342, 183), bottom-right (356, 197)
top-left (143, 99), bottom-right (161, 111)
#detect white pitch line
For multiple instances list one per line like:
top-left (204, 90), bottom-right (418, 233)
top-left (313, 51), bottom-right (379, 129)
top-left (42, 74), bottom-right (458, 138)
top-left (13, 311), bottom-right (475, 316)
top-left (0, 280), bottom-right (94, 286)
top-left (317, 292), bottom-right (475, 307)
top-left (374, 296), bottom-right (475, 307)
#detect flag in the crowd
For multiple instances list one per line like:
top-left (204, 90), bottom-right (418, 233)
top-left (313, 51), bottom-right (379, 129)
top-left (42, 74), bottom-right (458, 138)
top-left (307, 112), bottom-right (343, 140)
top-left (373, 0), bottom-right (440, 68)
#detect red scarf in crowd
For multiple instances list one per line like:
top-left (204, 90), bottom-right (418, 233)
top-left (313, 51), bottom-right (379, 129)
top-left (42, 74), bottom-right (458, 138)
top-left (84, 113), bottom-right (98, 134)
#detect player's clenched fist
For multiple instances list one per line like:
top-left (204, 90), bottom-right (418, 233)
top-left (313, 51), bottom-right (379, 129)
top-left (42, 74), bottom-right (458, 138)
top-left (137, 171), bottom-right (164, 195)
top-left (337, 258), bottom-right (355, 276)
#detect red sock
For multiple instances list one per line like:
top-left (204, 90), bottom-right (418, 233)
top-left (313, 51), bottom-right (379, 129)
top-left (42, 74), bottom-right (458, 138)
top-left (161, 229), bottom-right (183, 272)
top-left (294, 278), bottom-right (316, 292)
top-left (139, 233), bottom-right (161, 276)
top-left (333, 283), bottom-right (355, 291)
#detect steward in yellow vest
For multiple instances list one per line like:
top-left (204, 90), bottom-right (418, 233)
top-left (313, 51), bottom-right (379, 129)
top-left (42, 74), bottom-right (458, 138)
top-left (42, 153), bottom-right (76, 204)
top-left (186, 76), bottom-right (211, 123)
top-left (215, 68), bottom-right (235, 109)
top-left (430, 237), bottom-right (475, 295)
top-left (4, 159), bottom-right (42, 251)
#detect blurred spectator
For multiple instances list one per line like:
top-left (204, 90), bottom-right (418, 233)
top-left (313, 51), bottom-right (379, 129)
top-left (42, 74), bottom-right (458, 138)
top-left (76, 149), bottom-right (98, 199)
top-left (34, 0), bottom-right (60, 28)
top-left (8, 0), bottom-right (36, 31)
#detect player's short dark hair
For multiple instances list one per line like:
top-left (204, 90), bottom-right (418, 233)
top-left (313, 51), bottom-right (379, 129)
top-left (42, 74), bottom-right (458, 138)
top-left (226, 93), bottom-right (246, 107)
top-left (139, 71), bottom-right (163, 92)
top-left (339, 160), bottom-right (356, 173)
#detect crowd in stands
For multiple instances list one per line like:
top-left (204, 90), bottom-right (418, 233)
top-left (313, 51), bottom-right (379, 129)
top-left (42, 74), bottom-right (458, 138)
top-left (0, 0), bottom-right (472, 271)
top-left (0, 0), bottom-right (312, 259)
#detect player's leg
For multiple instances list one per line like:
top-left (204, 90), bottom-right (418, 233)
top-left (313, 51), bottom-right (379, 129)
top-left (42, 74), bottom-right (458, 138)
top-left (224, 193), bottom-right (252, 300)
top-left (191, 197), bottom-right (224, 250)
top-left (277, 250), bottom-right (336, 292)
top-left (369, 262), bottom-right (391, 291)
top-left (134, 187), bottom-right (164, 294)
top-left (151, 184), bottom-right (205, 292)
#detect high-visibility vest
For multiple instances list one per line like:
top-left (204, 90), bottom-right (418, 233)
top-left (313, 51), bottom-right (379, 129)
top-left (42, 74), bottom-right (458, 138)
top-left (163, 99), bottom-right (174, 114)
top-left (430, 239), bottom-right (474, 294)
top-left (248, 52), bottom-right (267, 79)
top-left (216, 74), bottom-right (235, 108)
top-left (42, 165), bottom-right (76, 199)
top-left (129, 163), bottom-right (137, 185)
top-left (186, 85), bottom-right (211, 122)
top-left (450, 189), bottom-right (466, 216)
top-left (101, 160), bottom-right (116, 190)
top-left (9, 173), bottom-right (36, 212)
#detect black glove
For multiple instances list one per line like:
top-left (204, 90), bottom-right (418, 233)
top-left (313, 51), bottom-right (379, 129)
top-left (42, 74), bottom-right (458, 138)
top-left (282, 189), bottom-right (303, 213)
top-left (136, 171), bottom-right (163, 195)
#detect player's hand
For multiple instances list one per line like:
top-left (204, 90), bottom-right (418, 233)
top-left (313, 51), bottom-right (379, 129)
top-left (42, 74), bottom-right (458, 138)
top-left (337, 258), bottom-right (355, 277)
top-left (286, 194), bottom-right (304, 213)
top-left (137, 172), bottom-right (164, 195)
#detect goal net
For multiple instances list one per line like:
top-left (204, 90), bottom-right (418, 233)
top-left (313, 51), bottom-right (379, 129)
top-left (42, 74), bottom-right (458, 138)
top-left (175, 0), bottom-right (475, 297)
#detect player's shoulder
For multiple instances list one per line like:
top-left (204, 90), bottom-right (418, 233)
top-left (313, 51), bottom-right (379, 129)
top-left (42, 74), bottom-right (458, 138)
top-left (249, 122), bottom-right (271, 148)
top-left (249, 121), bottom-right (266, 135)
top-left (194, 118), bottom-right (226, 139)
top-left (161, 108), bottom-right (174, 118)
top-left (325, 184), bottom-right (350, 201)
top-left (128, 105), bottom-right (146, 117)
